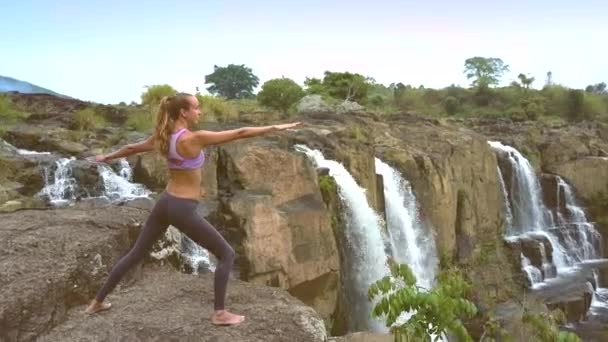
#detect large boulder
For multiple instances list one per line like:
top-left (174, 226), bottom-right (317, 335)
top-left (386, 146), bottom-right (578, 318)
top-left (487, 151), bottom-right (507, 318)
top-left (544, 157), bottom-right (608, 203)
top-left (297, 95), bottom-right (333, 114)
top-left (1, 205), bottom-right (327, 342)
top-left (38, 266), bottom-right (327, 342)
top-left (218, 140), bottom-right (341, 324)
top-left (0, 206), bottom-right (147, 341)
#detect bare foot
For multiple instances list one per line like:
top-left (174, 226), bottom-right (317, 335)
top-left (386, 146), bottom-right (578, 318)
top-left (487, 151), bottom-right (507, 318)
top-left (211, 310), bottom-right (245, 326)
top-left (85, 300), bottom-right (112, 314)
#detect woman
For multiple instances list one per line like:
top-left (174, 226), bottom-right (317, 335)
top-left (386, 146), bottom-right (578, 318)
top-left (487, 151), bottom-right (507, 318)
top-left (85, 92), bottom-right (301, 326)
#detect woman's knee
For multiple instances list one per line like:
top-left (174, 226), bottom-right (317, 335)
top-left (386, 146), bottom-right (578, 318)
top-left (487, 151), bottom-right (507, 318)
top-left (219, 245), bottom-right (235, 263)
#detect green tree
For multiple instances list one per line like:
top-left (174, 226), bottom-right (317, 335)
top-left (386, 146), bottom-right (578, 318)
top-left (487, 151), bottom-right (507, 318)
top-left (322, 71), bottom-right (370, 103)
top-left (204, 64), bottom-right (259, 99)
top-left (140, 84), bottom-right (177, 106)
top-left (517, 73), bottom-right (535, 89)
top-left (443, 96), bottom-right (459, 115)
top-left (464, 57), bottom-right (510, 88)
top-left (368, 261), bottom-right (477, 342)
top-left (566, 89), bottom-right (585, 121)
top-left (585, 82), bottom-right (607, 94)
top-left (257, 77), bottom-right (305, 112)
top-left (303, 77), bottom-right (327, 96)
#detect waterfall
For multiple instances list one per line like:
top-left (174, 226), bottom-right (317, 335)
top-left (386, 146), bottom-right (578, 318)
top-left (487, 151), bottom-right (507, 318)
top-left (489, 141), bottom-right (603, 285)
top-left (555, 176), bottom-right (601, 262)
top-left (295, 144), bottom-right (389, 332)
top-left (497, 166), bottom-right (514, 231)
top-left (487, 141), bottom-right (550, 234)
top-left (39, 157), bottom-right (78, 206)
top-left (97, 158), bottom-right (150, 201)
top-left (181, 235), bottom-right (216, 274)
top-left (374, 158), bottom-right (439, 291)
top-left (375, 158), bottom-right (445, 340)
top-left (522, 254), bottom-right (543, 286)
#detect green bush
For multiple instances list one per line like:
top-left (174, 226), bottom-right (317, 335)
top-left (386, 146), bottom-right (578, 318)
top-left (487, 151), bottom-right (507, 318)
top-left (141, 84), bottom-right (177, 106)
top-left (566, 89), bottom-right (586, 122)
top-left (0, 95), bottom-right (27, 122)
top-left (368, 261), bottom-right (477, 342)
top-left (443, 96), bottom-right (459, 115)
top-left (126, 108), bottom-right (155, 132)
top-left (72, 108), bottom-right (105, 130)
top-left (257, 78), bottom-right (305, 112)
top-left (196, 95), bottom-right (238, 123)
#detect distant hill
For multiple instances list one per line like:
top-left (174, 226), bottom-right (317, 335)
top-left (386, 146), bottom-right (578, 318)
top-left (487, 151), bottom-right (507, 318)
top-left (0, 75), bottom-right (68, 98)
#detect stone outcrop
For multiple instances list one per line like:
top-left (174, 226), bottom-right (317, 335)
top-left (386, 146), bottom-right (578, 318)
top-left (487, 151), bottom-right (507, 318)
top-left (0, 205), bottom-right (328, 342)
top-left (39, 266), bottom-right (327, 342)
top-left (129, 138), bottom-right (342, 327)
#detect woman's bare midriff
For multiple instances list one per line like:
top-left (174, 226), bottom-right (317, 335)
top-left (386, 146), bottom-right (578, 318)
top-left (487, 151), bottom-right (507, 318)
top-left (166, 168), bottom-right (203, 199)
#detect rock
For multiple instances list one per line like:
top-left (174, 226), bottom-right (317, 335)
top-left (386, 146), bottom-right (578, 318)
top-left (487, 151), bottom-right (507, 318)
top-left (545, 157), bottom-right (608, 203)
top-left (0, 206), bottom-right (147, 341)
top-left (38, 266), bottom-right (327, 342)
top-left (374, 115), bottom-right (523, 320)
top-left (218, 141), bottom-right (340, 324)
top-left (336, 100), bottom-right (364, 114)
top-left (297, 95), bottom-right (333, 114)
top-left (329, 332), bottom-right (392, 342)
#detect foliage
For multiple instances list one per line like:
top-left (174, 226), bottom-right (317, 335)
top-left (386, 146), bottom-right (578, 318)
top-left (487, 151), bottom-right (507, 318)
top-left (0, 95), bottom-right (27, 122)
top-left (204, 64), bottom-right (259, 99)
top-left (521, 310), bottom-right (582, 342)
top-left (443, 96), bottom-right (459, 115)
top-left (72, 107), bottom-right (105, 131)
top-left (464, 57), bottom-right (510, 88)
top-left (257, 77), bottom-right (305, 112)
top-left (586, 82), bottom-right (607, 94)
top-left (196, 95), bottom-right (238, 123)
top-left (126, 108), bottom-right (155, 132)
top-left (321, 71), bottom-right (370, 103)
top-left (304, 77), bottom-right (328, 96)
top-left (140, 84), bottom-right (177, 106)
top-left (566, 89), bottom-right (586, 122)
top-left (368, 260), bottom-right (477, 342)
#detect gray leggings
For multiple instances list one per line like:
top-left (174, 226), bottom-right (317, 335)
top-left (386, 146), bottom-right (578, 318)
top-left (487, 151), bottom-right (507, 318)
top-left (95, 192), bottom-right (235, 310)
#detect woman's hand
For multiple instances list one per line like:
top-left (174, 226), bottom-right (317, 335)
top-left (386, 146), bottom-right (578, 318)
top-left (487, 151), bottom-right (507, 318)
top-left (273, 122), bottom-right (302, 131)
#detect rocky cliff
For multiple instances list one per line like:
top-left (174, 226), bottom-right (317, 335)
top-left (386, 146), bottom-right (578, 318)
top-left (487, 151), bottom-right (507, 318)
top-left (2, 93), bottom-right (608, 340)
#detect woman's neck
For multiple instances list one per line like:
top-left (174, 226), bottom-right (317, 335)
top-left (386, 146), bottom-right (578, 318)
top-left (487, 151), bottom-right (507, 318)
top-left (173, 120), bottom-right (189, 132)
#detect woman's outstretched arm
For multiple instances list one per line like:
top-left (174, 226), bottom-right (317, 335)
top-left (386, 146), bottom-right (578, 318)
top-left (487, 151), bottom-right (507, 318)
top-left (194, 122), bottom-right (301, 147)
top-left (93, 136), bottom-right (155, 162)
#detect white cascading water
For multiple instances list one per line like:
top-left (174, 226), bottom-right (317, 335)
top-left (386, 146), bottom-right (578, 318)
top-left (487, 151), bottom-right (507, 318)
top-left (39, 157), bottom-right (78, 206)
top-left (488, 141), bottom-right (571, 272)
top-left (489, 141), bottom-right (603, 292)
top-left (374, 158), bottom-right (439, 291)
top-left (522, 254), bottom-right (543, 285)
top-left (181, 235), bottom-right (216, 274)
top-left (497, 166), bottom-right (514, 231)
top-left (295, 144), bottom-right (389, 332)
top-left (555, 176), bottom-right (602, 262)
top-left (97, 158), bottom-right (150, 201)
top-left (375, 158), bottom-right (444, 341)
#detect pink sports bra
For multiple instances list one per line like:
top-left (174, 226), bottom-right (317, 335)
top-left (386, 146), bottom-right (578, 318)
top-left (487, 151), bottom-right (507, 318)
top-left (167, 128), bottom-right (205, 170)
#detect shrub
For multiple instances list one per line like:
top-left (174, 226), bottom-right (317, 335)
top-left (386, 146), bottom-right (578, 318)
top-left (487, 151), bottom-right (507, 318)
top-left (196, 95), bottom-right (238, 123)
top-left (0, 95), bottom-right (27, 122)
top-left (141, 84), bottom-right (177, 106)
top-left (72, 108), bottom-right (105, 130)
top-left (257, 78), bottom-right (305, 112)
top-left (443, 96), bottom-right (459, 115)
top-left (126, 108), bottom-right (155, 132)
top-left (368, 261), bottom-right (477, 342)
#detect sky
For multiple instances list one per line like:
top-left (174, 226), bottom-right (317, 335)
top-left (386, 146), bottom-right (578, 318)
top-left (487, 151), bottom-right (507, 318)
top-left (1, 0), bottom-right (607, 104)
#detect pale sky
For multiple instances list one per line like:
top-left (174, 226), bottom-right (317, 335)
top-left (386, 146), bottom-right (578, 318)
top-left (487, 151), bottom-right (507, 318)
top-left (1, 0), bottom-right (606, 104)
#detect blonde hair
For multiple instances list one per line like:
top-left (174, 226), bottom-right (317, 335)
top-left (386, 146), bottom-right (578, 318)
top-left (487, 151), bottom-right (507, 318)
top-left (153, 92), bottom-right (193, 157)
